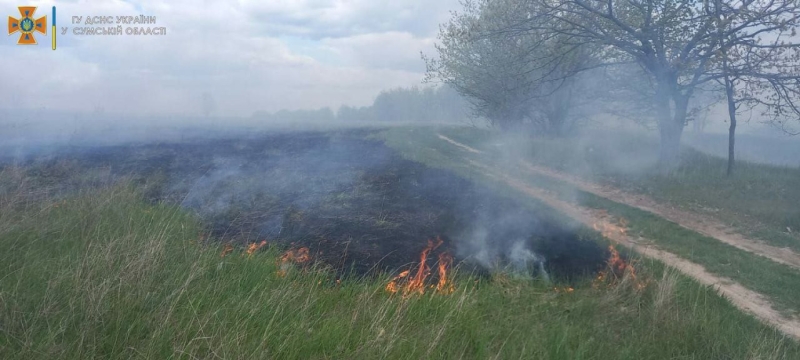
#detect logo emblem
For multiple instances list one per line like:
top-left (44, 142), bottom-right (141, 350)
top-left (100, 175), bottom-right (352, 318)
top-left (8, 6), bottom-right (47, 45)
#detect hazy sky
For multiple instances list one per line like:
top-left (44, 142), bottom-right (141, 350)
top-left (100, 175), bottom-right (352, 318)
top-left (1, 0), bottom-right (460, 116)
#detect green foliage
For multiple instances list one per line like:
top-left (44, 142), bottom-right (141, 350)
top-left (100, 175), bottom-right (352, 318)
top-left (423, 0), bottom-right (593, 134)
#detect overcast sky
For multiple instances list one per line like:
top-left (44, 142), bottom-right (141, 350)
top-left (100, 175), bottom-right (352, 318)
top-left (1, 0), bottom-right (460, 116)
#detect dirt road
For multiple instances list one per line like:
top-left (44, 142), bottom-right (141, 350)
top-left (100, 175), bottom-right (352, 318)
top-left (518, 161), bottom-right (800, 270)
top-left (438, 134), bottom-right (800, 340)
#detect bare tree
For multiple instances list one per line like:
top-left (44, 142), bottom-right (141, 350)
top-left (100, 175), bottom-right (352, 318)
top-left (707, 0), bottom-right (800, 175)
top-left (429, 0), bottom-right (800, 170)
top-left (512, 0), bottom-right (729, 168)
top-left (423, 0), bottom-right (594, 135)
top-left (482, 0), bottom-right (800, 170)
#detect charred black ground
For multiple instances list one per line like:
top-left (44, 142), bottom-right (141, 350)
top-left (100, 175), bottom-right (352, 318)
top-left (3, 129), bottom-right (610, 281)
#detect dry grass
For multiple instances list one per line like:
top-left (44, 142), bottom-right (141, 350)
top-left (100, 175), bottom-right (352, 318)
top-left (0, 175), bottom-right (798, 359)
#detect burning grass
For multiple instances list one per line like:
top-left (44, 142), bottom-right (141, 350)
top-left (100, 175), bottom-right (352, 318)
top-left (277, 246), bottom-right (312, 277)
top-left (592, 245), bottom-right (650, 292)
top-left (3, 130), bottom-right (613, 283)
top-left (385, 236), bottom-right (455, 297)
top-left (381, 127), bottom-right (800, 336)
top-left (1, 183), bottom-right (799, 359)
top-left (4, 129), bottom-right (800, 357)
top-left (591, 218), bottom-right (649, 290)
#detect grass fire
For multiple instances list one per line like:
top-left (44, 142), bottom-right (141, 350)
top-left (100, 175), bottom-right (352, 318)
top-left (6, 0), bottom-right (800, 356)
top-left (1, 128), bottom-right (798, 359)
top-left (385, 236), bottom-right (455, 297)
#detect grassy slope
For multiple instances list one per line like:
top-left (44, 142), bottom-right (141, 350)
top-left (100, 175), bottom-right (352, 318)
top-left (0, 171), bottom-right (798, 358)
top-left (439, 126), bottom-right (800, 252)
top-left (378, 126), bottom-right (800, 315)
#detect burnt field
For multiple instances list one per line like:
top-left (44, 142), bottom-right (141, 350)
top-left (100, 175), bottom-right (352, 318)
top-left (2, 129), bottom-right (609, 281)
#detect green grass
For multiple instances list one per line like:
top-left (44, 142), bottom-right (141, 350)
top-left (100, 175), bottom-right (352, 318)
top-left (523, 171), bottom-right (800, 314)
top-left (584, 192), bottom-right (800, 314)
top-left (435, 126), bottom-right (800, 253)
top-left (1, 174), bottom-right (799, 358)
top-left (378, 126), bottom-right (800, 316)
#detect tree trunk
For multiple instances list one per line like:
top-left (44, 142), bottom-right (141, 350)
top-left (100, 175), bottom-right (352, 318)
top-left (725, 76), bottom-right (737, 176)
top-left (716, 0), bottom-right (737, 176)
top-left (658, 119), bottom-right (683, 170)
top-left (655, 86), bottom-right (688, 171)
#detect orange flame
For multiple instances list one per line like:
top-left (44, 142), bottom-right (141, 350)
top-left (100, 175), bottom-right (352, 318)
top-left (591, 218), bottom-right (648, 289)
top-left (593, 245), bottom-right (647, 290)
top-left (386, 270), bottom-right (410, 294)
top-left (277, 246), bottom-right (311, 277)
top-left (436, 252), bottom-right (455, 294)
top-left (220, 243), bottom-right (234, 258)
top-left (407, 237), bottom-right (441, 295)
top-left (607, 245), bottom-right (634, 278)
top-left (246, 240), bottom-right (268, 256)
top-left (386, 236), bottom-right (454, 297)
top-left (553, 286), bottom-right (575, 293)
top-left (280, 247), bottom-right (311, 263)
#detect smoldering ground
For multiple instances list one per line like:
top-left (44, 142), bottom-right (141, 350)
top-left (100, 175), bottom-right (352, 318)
top-left (0, 128), bottom-right (609, 281)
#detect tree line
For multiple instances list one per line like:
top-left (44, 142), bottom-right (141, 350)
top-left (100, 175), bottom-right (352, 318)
top-left (424, 0), bottom-right (800, 174)
top-left (252, 85), bottom-right (471, 125)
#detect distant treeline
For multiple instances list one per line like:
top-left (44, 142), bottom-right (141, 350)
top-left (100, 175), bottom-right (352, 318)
top-left (252, 85), bottom-right (471, 123)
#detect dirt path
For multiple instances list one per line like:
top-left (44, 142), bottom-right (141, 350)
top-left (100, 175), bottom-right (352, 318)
top-left (436, 134), bottom-right (800, 339)
top-left (467, 158), bottom-right (800, 340)
top-left (435, 133), bottom-right (800, 271)
top-left (437, 134), bottom-right (483, 154)
top-left (517, 161), bottom-right (800, 271)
